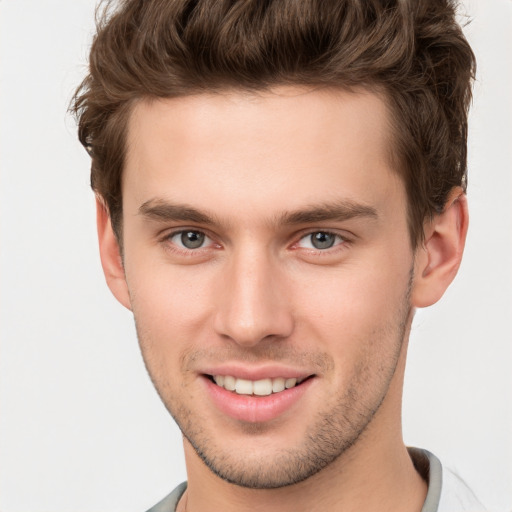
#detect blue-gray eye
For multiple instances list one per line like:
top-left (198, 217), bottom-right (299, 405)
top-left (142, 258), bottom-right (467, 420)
top-left (173, 230), bottom-right (206, 249)
top-left (311, 232), bottom-right (335, 249)
top-left (298, 231), bottom-right (342, 250)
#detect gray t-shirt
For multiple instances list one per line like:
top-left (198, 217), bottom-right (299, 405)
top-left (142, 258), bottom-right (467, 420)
top-left (146, 448), bottom-right (485, 512)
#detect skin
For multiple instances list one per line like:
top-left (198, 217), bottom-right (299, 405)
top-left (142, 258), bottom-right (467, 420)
top-left (97, 87), bottom-right (468, 512)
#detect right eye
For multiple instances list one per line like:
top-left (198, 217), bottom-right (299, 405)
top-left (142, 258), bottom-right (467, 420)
top-left (169, 230), bottom-right (211, 250)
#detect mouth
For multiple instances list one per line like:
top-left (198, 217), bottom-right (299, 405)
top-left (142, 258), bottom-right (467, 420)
top-left (203, 371), bottom-right (316, 423)
top-left (206, 374), bottom-right (313, 396)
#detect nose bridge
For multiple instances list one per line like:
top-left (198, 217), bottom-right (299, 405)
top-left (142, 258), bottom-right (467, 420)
top-left (214, 242), bottom-right (293, 346)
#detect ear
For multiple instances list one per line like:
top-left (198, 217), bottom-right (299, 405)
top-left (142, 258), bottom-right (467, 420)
top-left (96, 197), bottom-right (132, 310)
top-left (411, 187), bottom-right (469, 308)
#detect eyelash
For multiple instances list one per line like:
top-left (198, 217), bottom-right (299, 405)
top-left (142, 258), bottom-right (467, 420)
top-left (159, 229), bottom-right (218, 257)
top-left (159, 228), bottom-right (351, 257)
top-left (295, 230), bottom-right (347, 250)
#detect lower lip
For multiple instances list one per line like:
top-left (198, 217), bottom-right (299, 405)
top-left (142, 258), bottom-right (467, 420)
top-left (203, 376), bottom-right (314, 423)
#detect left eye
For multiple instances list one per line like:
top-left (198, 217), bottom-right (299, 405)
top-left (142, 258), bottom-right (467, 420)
top-left (297, 231), bottom-right (344, 250)
top-left (170, 230), bottom-right (211, 249)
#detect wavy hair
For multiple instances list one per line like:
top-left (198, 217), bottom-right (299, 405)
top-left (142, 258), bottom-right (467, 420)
top-left (71, 0), bottom-right (476, 245)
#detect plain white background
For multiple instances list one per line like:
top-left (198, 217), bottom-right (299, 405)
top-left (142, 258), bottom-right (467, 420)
top-left (1, 1), bottom-right (511, 511)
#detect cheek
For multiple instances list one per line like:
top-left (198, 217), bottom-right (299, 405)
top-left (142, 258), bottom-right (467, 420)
top-left (293, 258), bottom-right (412, 367)
top-left (298, 263), bottom-right (410, 325)
top-left (125, 256), bottom-right (216, 354)
top-left (127, 267), bottom-right (217, 402)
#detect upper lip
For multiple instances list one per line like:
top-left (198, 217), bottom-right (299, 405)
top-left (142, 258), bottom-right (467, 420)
top-left (200, 364), bottom-right (314, 381)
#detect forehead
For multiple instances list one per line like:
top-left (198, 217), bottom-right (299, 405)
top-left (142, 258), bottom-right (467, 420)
top-left (123, 87), bottom-right (404, 225)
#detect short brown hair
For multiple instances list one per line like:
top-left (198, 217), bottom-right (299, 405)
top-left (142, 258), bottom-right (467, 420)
top-left (71, 0), bottom-right (475, 245)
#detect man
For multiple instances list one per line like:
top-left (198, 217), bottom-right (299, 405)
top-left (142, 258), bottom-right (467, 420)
top-left (72, 1), bottom-right (483, 510)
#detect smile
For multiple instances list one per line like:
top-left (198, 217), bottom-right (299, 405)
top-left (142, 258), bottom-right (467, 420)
top-left (204, 372), bottom-right (316, 422)
top-left (211, 375), bottom-right (306, 396)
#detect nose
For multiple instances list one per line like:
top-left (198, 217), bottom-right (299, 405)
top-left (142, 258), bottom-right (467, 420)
top-left (213, 247), bottom-right (294, 347)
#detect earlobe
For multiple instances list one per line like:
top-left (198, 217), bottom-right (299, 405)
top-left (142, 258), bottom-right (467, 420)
top-left (411, 187), bottom-right (469, 308)
top-left (96, 197), bottom-right (132, 310)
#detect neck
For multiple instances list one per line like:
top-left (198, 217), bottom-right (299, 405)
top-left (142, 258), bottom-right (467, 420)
top-left (182, 439), bottom-right (426, 512)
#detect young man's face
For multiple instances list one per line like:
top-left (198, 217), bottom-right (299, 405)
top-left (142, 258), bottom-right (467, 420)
top-left (115, 88), bottom-right (418, 487)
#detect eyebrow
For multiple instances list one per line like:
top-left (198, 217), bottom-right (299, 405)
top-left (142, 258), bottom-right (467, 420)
top-left (138, 198), bottom-right (378, 227)
top-left (278, 200), bottom-right (378, 225)
top-left (138, 199), bottom-right (218, 225)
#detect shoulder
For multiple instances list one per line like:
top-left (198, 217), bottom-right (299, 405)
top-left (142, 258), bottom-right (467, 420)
top-left (145, 482), bottom-right (187, 512)
top-left (438, 466), bottom-right (487, 512)
top-left (144, 451), bottom-right (488, 512)
top-left (409, 447), bottom-right (487, 512)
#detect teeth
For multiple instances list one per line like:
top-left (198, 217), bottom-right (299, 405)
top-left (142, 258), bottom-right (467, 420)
top-left (253, 379), bottom-right (273, 396)
top-left (235, 378), bottom-right (253, 395)
top-left (285, 378), bottom-right (297, 389)
top-left (272, 377), bottom-right (285, 393)
top-left (223, 375), bottom-right (236, 391)
top-left (212, 375), bottom-right (303, 396)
